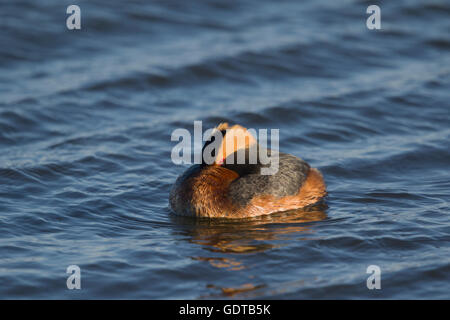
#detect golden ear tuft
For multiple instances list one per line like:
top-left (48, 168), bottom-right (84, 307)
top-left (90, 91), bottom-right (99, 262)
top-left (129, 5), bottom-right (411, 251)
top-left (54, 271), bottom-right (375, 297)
top-left (216, 122), bottom-right (229, 131)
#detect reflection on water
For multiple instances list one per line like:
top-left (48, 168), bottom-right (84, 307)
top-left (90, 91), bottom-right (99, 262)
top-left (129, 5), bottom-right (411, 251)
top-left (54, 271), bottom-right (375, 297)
top-left (172, 203), bottom-right (328, 254)
top-left (171, 204), bottom-right (327, 297)
top-left (207, 283), bottom-right (267, 298)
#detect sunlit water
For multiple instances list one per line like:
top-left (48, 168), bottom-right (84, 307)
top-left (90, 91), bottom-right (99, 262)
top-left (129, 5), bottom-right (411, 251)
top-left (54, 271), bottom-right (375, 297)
top-left (0, 0), bottom-right (449, 299)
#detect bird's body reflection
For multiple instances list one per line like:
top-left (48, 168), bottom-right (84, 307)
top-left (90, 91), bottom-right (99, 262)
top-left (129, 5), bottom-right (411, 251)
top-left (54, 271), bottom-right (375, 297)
top-left (170, 203), bottom-right (327, 297)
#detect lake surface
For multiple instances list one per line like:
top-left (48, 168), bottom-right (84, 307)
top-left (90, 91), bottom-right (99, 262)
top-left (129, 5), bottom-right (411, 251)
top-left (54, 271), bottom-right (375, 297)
top-left (0, 0), bottom-right (449, 299)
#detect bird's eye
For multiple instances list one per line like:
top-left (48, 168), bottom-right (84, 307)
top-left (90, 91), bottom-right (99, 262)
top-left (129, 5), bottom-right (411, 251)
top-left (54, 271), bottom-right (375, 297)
top-left (210, 137), bottom-right (216, 158)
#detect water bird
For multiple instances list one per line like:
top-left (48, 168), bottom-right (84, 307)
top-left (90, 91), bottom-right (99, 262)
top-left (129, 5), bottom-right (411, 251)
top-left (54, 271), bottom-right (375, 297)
top-left (170, 123), bottom-right (326, 218)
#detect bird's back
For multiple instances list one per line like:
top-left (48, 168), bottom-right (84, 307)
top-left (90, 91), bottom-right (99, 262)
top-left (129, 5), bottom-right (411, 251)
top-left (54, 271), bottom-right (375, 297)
top-left (223, 150), bottom-right (310, 208)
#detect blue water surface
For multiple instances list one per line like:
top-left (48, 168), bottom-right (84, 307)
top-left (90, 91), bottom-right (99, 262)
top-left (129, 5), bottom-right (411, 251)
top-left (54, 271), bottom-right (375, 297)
top-left (0, 0), bottom-right (449, 299)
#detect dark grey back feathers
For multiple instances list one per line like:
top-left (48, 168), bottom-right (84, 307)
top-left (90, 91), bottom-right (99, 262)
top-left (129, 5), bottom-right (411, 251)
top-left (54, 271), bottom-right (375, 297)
top-left (222, 147), bottom-right (310, 207)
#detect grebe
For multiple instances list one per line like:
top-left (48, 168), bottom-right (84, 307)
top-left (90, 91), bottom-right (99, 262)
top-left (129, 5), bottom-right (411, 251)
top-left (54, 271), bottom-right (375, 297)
top-left (169, 123), bottom-right (326, 218)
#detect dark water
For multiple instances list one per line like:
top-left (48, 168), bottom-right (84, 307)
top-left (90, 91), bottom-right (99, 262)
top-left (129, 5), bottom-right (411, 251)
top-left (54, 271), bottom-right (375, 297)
top-left (1, 0), bottom-right (449, 299)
